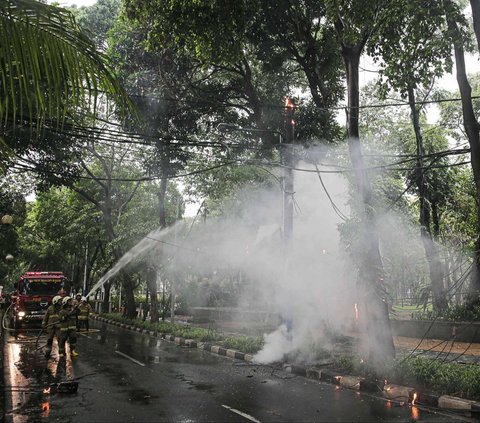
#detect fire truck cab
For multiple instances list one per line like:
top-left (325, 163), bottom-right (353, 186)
top-left (8, 271), bottom-right (66, 329)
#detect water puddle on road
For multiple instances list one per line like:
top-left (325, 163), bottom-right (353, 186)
top-left (174, 373), bottom-right (216, 393)
top-left (127, 388), bottom-right (157, 404)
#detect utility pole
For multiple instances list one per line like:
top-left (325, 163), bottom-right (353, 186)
top-left (283, 97), bottom-right (296, 247)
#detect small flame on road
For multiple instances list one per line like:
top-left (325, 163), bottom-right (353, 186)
top-left (41, 402), bottom-right (50, 417)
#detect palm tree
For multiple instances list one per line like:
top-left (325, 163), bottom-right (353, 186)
top-left (0, 0), bottom-right (131, 132)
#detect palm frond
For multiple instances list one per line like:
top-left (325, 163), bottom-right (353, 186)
top-left (0, 0), bottom-right (134, 130)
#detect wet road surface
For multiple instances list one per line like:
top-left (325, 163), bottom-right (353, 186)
top-left (3, 321), bottom-right (477, 422)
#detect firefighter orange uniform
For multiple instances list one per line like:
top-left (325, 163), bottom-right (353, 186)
top-left (42, 295), bottom-right (62, 359)
top-left (58, 296), bottom-right (78, 357)
top-left (77, 297), bottom-right (92, 331)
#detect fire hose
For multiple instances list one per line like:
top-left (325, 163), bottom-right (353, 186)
top-left (1, 303), bottom-right (13, 332)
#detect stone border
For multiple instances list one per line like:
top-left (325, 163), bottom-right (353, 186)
top-left (92, 315), bottom-right (480, 412)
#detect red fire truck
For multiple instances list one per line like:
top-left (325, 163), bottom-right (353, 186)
top-left (8, 271), bottom-right (66, 329)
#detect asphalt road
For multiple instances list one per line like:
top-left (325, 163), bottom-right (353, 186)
top-left (3, 320), bottom-right (476, 423)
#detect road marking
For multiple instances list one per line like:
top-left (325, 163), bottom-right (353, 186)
top-left (78, 332), bottom-right (92, 339)
top-left (115, 350), bottom-right (146, 367)
top-left (222, 405), bottom-right (261, 423)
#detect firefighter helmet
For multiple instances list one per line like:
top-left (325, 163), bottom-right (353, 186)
top-left (62, 296), bottom-right (72, 305)
top-left (81, 296), bottom-right (87, 302)
top-left (52, 295), bottom-right (62, 305)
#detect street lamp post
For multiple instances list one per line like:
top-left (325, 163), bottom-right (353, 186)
top-left (1, 214), bottom-right (14, 293)
top-left (1, 214), bottom-right (14, 262)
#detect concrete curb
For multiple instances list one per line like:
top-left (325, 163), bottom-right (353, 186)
top-left (92, 315), bottom-right (480, 412)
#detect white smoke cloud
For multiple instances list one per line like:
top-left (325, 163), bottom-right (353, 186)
top-left (162, 148), bottom-right (356, 364)
top-left (93, 144), bottom-right (363, 364)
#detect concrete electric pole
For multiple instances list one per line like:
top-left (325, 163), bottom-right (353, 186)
top-left (283, 97), bottom-right (296, 247)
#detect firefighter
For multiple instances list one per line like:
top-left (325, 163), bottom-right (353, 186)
top-left (72, 293), bottom-right (82, 308)
top-left (58, 296), bottom-right (78, 357)
top-left (77, 296), bottom-right (92, 331)
top-left (72, 293), bottom-right (82, 327)
top-left (42, 295), bottom-right (62, 359)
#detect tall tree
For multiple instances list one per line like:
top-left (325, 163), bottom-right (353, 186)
top-left (18, 188), bottom-right (106, 291)
top-left (367, 0), bottom-right (459, 311)
top-left (444, 0), bottom-right (480, 305)
top-left (321, 0), bottom-right (397, 362)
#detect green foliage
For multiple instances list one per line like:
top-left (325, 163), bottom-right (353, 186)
top-left (324, 0), bottom-right (383, 47)
top-left (0, 0), bottom-right (132, 132)
top-left (74, 0), bottom-right (122, 49)
top-left (124, 0), bottom-right (248, 64)
top-left (392, 357), bottom-right (480, 400)
top-left (222, 336), bottom-right (264, 354)
top-left (333, 355), bottom-right (355, 373)
top-left (103, 313), bottom-right (225, 342)
top-left (368, 0), bottom-right (464, 98)
top-left (412, 304), bottom-right (480, 322)
top-left (18, 188), bottom-right (105, 278)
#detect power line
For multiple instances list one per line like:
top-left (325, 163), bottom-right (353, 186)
top-left (96, 88), bottom-right (480, 113)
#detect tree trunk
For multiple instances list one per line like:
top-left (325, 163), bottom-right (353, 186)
top-left (342, 46), bottom-right (395, 364)
top-left (102, 281), bottom-right (111, 313)
top-left (407, 86), bottom-right (447, 311)
top-left (448, 15), bottom-right (480, 305)
top-left (146, 267), bottom-right (159, 323)
top-left (123, 273), bottom-right (137, 319)
top-left (101, 206), bottom-right (138, 318)
top-left (470, 0), bottom-right (480, 53)
top-left (85, 242), bottom-right (101, 294)
top-left (161, 277), bottom-right (166, 321)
